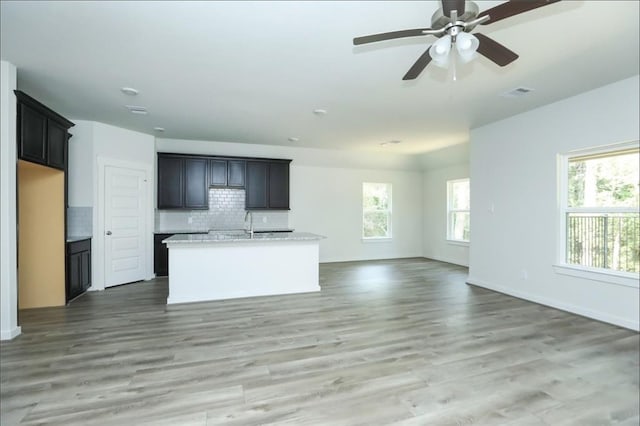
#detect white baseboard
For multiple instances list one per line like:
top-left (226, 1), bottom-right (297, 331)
top-left (0, 326), bottom-right (22, 340)
top-left (423, 256), bottom-right (469, 267)
top-left (467, 277), bottom-right (639, 332)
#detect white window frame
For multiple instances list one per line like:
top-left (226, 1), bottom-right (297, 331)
top-left (362, 182), bottom-right (392, 241)
top-left (447, 178), bottom-right (470, 245)
top-left (554, 141), bottom-right (639, 288)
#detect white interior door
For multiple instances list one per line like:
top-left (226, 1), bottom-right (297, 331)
top-left (104, 165), bottom-right (147, 287)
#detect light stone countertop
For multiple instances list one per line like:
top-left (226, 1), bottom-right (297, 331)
top-left (163, 231), bottom-right (324, 245)
top-left (154, 228), bottom-right (295, 234)
top-left (66, 235), bottom-right (92, 243)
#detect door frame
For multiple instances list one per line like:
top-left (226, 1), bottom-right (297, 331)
top-left (94, 156), bottom-right (153, 291)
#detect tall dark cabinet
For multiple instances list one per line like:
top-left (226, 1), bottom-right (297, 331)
top-left (15, 90), bottom-right (77, 304)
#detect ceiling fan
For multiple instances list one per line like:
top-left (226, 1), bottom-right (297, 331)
top-left (353, 0), bottom-right (561, 80)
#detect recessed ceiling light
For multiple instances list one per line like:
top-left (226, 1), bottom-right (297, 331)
top-left (313, 109), bottom-right (327, 115)
top-left (121, 87), bottom-right (139, 96)
top-left (153, 127), bottom-right (165, 132)
top-left (125, 105), bottom-right (147, 114)
top-left (288, 137), bottom-right (300, 142)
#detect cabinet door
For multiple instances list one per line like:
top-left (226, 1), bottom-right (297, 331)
top-left (68, 252), bottom-right (82, 300)
top-left (80, 250), bottom-right (91, 290)
top-left (184, 158), bottom-right (208, 209)
top-left (47, 119), bottom-right (67, 170)
top-left (18, 103), bottom-right (47, 165)
top-left (245, 161), bottom-right (269, 209)
top-left (227, 160), bottom-right (246, 188)
top-left (268, 162), bottom-right (290, 209)
top-left (158, 156), bottom-right (184, 209)
top-left (208, 160), bottom-right (227, 187)
top-left (154, 234), bottom-right (171, 276)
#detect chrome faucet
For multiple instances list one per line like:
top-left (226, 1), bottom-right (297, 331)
top-left (244, 210), bottom-right (254, 238)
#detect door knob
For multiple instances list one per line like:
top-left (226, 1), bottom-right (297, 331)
top-left (106, 231), bottom-right (112, 235)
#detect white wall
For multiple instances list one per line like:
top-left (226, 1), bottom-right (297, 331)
top-left (67, 121), bottom-right (156, 290)
top-left (157, 139), bottom-right (423, 262)
top-left (0, 60), bottom-right (21, 340)
top-left (67, 120), bottom-right (94, 206)
top-left (422, 163), bottom-right (469, 266)
top-left (468, 75), bottom-right (640, 330)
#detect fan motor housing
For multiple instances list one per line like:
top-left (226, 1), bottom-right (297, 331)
top-left (431, 1), bottom-right (480, 32)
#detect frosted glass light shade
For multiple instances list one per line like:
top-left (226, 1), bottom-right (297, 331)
top-left (455, 32), bottom-right (479, 63)
top-left (429, 34), bottom-right (452, 68)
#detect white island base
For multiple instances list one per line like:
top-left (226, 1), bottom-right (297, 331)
top-left (165, 234), bottom-right (322, 304)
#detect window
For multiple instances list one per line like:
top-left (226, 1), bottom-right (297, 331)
top-left (447, 179), bottom-right (470, 243)
top-left (362, 182), bottom-right (392, 239)
top-left (560, 143), bottom-right (639, 275)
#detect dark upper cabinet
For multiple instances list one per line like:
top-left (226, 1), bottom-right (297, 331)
top-left (67, 238), bottom-right (91, 302)
top-left (208, 159), bottom-right (228, 187)
top-left (246, 160), bottom-right (291, 210)
top-left (269, 161), bottom-right (290, 209)
top-left (18, 103), bottom-right (47, 164)
top-left (157, 154), bottom-right (208, 210)
top-left (158, 153), bottom-right (288, 210)
top-left (158, 155), bottom-right (184, 209)
top-left (47, 119), bottom-right (67, 170)
top-left (246, 161), bottom-right (269, 209)
top-left (184, 158), bottom-right (208, 208)
top-left (15, 90), bottom-right (74, 171)
top-left (227, 160), bottom-right (245, 188)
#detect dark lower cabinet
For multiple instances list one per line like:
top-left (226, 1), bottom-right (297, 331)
top-left (15, 90), bottom-right (74, 171)
top-left (67, 238), bottom-right (91, 302)
top-left (154, 234), bottom-right (172, 276)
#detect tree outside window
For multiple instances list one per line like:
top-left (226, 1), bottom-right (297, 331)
top-left (363, 183), bottom-right (392, 239)
top-left (447, 179), bottom-right (470, 243)
top-left (564, 146), bottom-right (639, 273)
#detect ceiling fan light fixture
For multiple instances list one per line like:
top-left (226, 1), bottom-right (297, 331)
top-left (455, 32), bottom-right (479, 63)
top-left (429, 34), bottom-right (452, 68)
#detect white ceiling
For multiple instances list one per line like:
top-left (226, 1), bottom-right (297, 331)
top-left (1, 1), bottom-right (638, 155)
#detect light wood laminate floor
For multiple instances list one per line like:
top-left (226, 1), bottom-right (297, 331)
top-left (1, 258), bottom-right (638, 425)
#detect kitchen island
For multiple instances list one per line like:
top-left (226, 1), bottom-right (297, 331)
top-left (163, 231), bottom-right (325, 304)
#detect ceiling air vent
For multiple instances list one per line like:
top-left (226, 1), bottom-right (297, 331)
top-left (501, 87), bottom-right (534, 98)
top-left (125, 105), bottom-right (148, 114)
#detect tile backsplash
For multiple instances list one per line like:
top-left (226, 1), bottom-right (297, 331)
top-left (156, 188), bottom-right (289, 231)
top-left (67, 206), bottom-right (92, 236)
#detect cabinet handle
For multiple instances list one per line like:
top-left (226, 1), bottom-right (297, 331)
top-left (106, 231), bottom-right (112, 236)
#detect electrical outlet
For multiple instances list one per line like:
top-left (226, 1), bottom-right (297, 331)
top-left (262, 217), bottom-right (268, 223)
top-left (188, 216), bottom-right (193, 224)
top-left (521, 269), bottom-right (528, 280)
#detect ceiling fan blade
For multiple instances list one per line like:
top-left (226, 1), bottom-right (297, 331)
top-left (353, 28), bottom-right (431, 45)
top-left (475, 33), bottom-right (519, 66)
top-left (442, 0), bottom-right (466, 18)
top-left (478, 0), bottom-right (561, 25)
top-left (402, 48), bottom-right (433, 80)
